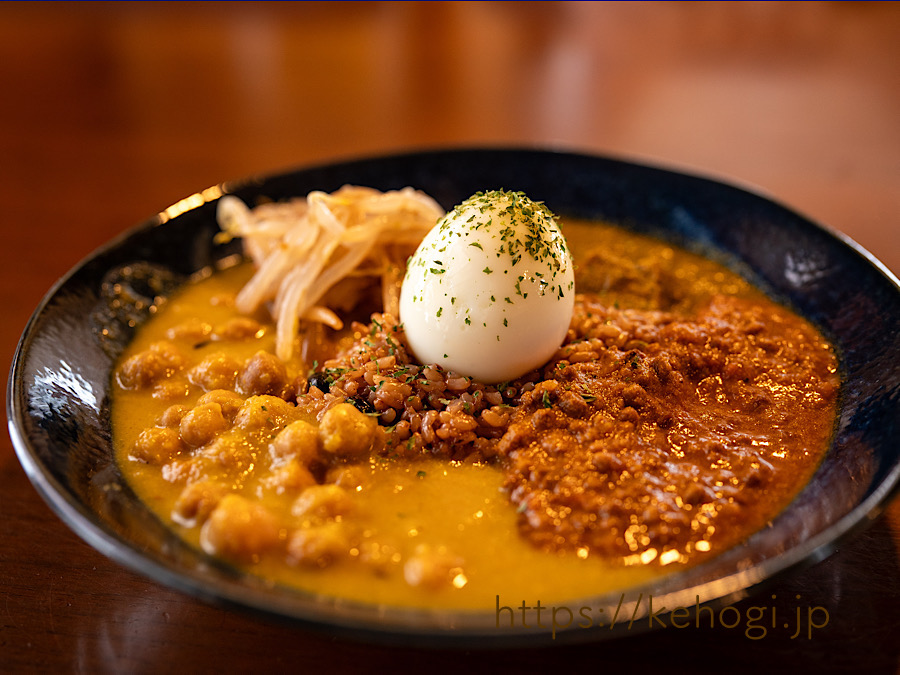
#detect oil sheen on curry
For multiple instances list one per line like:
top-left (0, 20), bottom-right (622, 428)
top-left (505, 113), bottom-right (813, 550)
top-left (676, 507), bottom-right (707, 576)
top-left (111, 188), bottom-right (839, 610)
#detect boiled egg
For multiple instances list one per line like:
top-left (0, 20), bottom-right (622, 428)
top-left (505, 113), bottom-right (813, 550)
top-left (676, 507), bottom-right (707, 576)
top-left (399, 190), bottom-right (574, 383)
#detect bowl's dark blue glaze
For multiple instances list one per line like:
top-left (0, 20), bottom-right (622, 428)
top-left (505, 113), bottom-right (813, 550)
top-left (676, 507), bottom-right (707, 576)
top-left (7, 148), bottom-right (900, 647)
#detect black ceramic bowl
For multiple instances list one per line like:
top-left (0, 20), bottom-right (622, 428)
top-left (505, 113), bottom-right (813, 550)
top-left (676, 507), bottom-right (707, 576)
top-left (8, 149), bottom-right (900, 647)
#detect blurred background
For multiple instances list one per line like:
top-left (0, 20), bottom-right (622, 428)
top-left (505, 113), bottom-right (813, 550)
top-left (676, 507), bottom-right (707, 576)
top-left (1, 1), bottom-right (898, 671)
top-left (1, 2), bottom-right (897, 278)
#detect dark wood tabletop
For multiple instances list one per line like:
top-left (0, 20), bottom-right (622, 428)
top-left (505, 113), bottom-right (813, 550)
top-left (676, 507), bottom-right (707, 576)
top-left (2, 2), bottom-right (899, 672)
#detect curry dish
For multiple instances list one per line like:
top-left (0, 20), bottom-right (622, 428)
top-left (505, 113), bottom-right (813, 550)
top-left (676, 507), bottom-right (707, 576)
top-left (111, 210), bottom-right (838, 609)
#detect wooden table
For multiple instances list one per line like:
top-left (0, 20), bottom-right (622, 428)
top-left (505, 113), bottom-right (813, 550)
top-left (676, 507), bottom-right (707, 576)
top-left (2, 2), bottom-right (898, 672)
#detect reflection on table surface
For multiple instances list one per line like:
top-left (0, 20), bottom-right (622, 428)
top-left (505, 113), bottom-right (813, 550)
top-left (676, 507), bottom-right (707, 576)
top-left (1, 2), bottom-right (898, 672)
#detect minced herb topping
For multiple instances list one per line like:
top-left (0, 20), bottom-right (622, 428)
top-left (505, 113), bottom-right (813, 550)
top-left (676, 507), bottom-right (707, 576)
top-left (405, 190), bottom-right (572, 321)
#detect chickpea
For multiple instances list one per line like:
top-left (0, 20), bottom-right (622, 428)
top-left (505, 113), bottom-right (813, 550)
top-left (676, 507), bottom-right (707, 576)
top-left (233, 395), bottom-right (298, 431)
top-left (151, 378), bottom-right (191, 402)
top-left (318, 403), bottom-right (377, 459)
top-left (117, 342), bottom-right (184, 389)
top-left (215, 317), bottom-right (263, 341)
top-left (291, 484), bottom-right (355, 520)
top-left (325, 464), bottom-right (370, 490)
top-left (203, 434), bottom-right (254, 473)
top-left (161, 457), bottom-right (202, 484)
top-left (129, 426), bottom-right (184, 464)
top-left (159, 403), bottom-right (190, 428)
top-left (171, 480), bottom-right (229, 527)
top-left (180, 402), bottom-right (230, 448)
top-left (200, 494), bottom-right (281, 561)
top-left (197, 389), bottom-right (245, 421)
top-left (119, 365), bottom-right (153, 395)
top-left (152, 341), bottom-right (184, 365)
top-left (237, 351), bottom-right (288, 397)
top-left (287, 522), bottom-right (350, 567)
top-left (262, 459), bottom-right (317, 495)
top-left (271, 420), bottom-right (319, 465)
top-left (165, 319), bottom-right (212, 342)
top-left (188, 353), bottom-right (241, 391)
top-left (403, 544), bottom-right (465, 589)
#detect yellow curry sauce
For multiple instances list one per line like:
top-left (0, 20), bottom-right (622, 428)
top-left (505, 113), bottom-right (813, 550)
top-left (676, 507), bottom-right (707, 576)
top-left (111, 221), bottom-right (839, 609)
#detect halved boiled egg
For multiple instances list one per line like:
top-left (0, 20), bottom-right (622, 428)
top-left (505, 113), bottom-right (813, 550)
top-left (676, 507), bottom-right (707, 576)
top-left (399, 190), bottom-right (574, 383)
